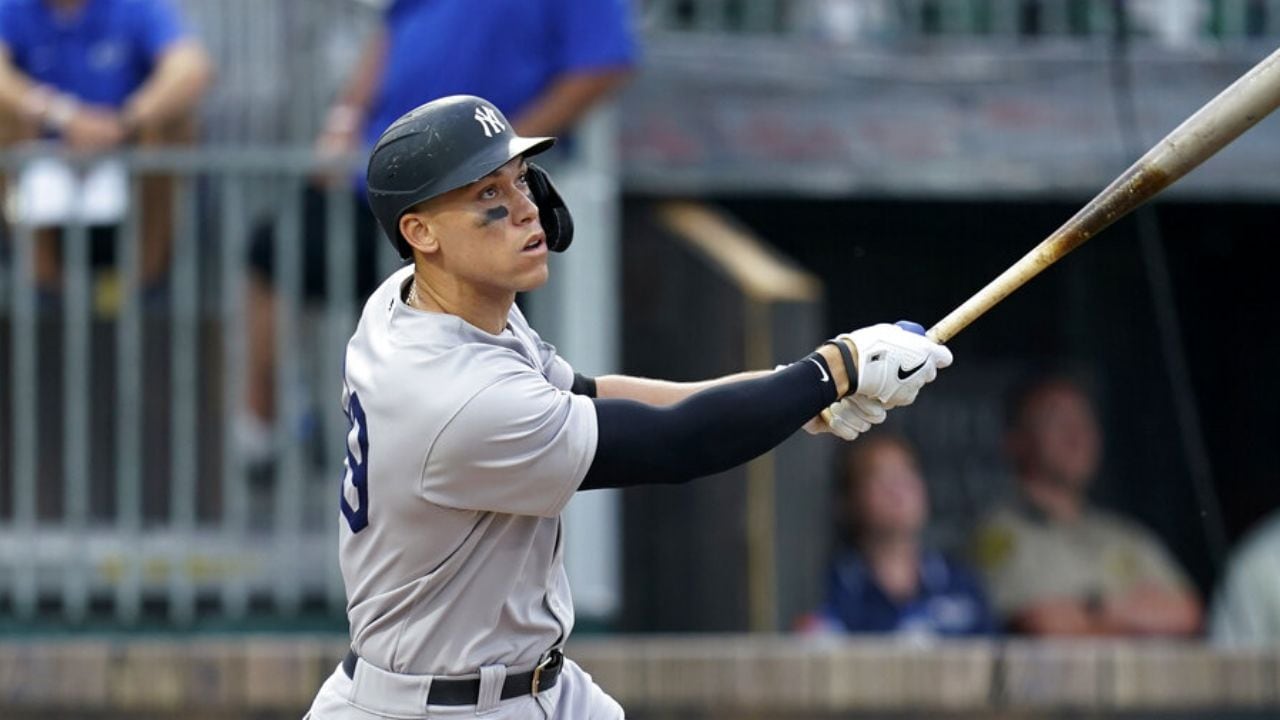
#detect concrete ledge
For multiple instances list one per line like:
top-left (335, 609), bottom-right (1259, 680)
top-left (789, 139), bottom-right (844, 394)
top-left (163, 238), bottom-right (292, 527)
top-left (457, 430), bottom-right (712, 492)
top-left (0, 636), bottom-right (1276, 714)
top-left (0, 637), bottom-right (344, 712)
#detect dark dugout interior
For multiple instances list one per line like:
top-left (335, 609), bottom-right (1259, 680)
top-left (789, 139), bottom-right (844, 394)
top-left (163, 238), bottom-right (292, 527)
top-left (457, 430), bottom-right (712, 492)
top-left (711, 196), bottom-right (1277, 596)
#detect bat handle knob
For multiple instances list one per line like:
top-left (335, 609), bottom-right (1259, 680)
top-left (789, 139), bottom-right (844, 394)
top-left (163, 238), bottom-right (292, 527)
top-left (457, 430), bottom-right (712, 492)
top-left (895, 320), bottom-right (926, 336)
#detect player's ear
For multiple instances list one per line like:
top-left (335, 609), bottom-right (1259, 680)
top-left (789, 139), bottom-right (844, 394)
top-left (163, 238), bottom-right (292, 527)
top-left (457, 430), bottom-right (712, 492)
top-left (400, 207), bottom-right (439, 256)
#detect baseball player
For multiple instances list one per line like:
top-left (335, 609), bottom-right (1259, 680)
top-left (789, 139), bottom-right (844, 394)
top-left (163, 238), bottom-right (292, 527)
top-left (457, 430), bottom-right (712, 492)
top-left (304, 95), bottom-right (953, 719)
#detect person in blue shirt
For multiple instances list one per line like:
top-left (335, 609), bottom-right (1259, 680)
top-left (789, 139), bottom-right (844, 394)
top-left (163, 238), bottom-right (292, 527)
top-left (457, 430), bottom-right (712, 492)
top-left (801, 432), bottom-right (995, 637)
top-left (333, 0), bottom-right (637, 166)
top-left (0, 0), bottom-right (212, 289)
top-left (239, 0), bottom-right (636, 465)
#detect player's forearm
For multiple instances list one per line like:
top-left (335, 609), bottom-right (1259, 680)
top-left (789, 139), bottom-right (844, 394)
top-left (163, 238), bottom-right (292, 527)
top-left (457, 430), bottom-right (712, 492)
top-left (122, 42), bottom-right (213, 132)
top-left (511, 69), bottom-right (632, 137)
top-left (595, 371), bottom-right (770, 406)
top-left (581, 356), bottom-right (839, 490)
top-left (596, 344), bottom-right (853, 406)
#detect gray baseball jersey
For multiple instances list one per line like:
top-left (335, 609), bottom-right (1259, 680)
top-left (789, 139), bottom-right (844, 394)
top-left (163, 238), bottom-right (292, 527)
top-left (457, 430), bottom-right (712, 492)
top-left (338, 266), bottom-right (598, 675)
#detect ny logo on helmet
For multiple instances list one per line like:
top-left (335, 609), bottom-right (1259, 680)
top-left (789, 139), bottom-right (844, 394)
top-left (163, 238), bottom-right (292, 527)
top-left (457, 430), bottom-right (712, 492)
top-left (474, 106), bottom-right (505, 137)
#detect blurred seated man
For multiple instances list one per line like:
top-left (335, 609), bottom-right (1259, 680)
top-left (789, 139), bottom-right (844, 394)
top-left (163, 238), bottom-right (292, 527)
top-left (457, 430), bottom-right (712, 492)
top-left (971, 376), bottom-right (1201, 636)
top-left (0, 0), bottom-right (212, 291)
top-left (799, 433), bottom-right (995, 637)
top-left (1209, 508), bottom-right (1280, 647)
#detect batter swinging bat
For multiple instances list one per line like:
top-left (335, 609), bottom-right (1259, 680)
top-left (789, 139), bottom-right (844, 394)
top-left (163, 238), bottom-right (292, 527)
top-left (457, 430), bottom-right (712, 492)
top-left (927, 45), bottom-right (1280, 344)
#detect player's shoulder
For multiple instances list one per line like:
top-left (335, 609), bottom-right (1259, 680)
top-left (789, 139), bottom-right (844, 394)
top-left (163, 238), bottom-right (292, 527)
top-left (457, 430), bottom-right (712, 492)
top-left (347, 267), bottom-right (409, 360)
top-left (359, 265), bottom-right (415, 322)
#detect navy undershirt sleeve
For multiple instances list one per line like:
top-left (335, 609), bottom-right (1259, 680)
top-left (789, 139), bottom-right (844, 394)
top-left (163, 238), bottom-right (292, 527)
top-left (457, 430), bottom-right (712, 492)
top-left (570, 372), bottom-right (598, 398)
top-left (580, 356), bottom-right (837, 490)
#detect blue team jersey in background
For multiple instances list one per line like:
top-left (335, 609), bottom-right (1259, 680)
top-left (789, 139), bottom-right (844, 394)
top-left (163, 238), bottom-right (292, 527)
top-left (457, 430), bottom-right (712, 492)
top-left (363, 0), bottom-right (638, 156)
top-left (815, 548), bottom-right (997, 637)
top-left (0, 0), bottom-right (186, 107)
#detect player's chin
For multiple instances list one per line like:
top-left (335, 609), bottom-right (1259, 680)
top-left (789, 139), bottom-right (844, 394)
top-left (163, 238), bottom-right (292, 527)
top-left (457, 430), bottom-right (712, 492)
top-left (512, 263), bottom-right (550, 292)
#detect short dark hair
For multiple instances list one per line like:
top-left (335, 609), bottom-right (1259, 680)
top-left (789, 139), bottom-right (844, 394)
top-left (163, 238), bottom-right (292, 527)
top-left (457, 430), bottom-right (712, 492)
top-left (835, 431), bottom-right (921, 545)
top-left (1003, 372), bottom-right (1094, 431)
top-left (837, 431), bottom-right (918, 507)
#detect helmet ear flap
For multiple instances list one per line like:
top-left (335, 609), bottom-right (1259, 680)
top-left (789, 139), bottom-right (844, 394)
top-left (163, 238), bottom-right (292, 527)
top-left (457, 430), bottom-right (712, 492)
top-left (526, 163), bottom-right (573, 252)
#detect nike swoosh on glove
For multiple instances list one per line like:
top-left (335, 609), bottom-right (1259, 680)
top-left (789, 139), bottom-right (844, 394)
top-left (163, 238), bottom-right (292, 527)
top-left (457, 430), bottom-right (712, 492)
top-left (840, 322), bottom-right (953, 408)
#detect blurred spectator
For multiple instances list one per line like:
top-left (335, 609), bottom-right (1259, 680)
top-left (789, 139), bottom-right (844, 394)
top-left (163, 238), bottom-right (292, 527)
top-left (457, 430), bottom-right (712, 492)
top-left (1210, 509), bottom-right (1280, 647)
top-left (238, 0), bottom-right (636, 464)
top-left (1129, 0), bottom-right (1208, 48)
top-left (971, 376), bottom-right (1201, 636)
top-left (0, 0), bottom-right (212, 291)
top-left (799, 433), bottom-right (995, 637)
top-left (790, 0), bottom-right (894, 45)
top-left (790, 0), bottom-right (1211, 46)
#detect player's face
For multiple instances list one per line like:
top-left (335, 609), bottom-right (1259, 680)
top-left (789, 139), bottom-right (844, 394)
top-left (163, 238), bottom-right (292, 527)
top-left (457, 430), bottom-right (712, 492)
top-left (850, 441), bottom-right (928, 539)
top-left (420, 157), bottom-right (548, 293)
top-left (1020, 386), bottom-right (1101, 491)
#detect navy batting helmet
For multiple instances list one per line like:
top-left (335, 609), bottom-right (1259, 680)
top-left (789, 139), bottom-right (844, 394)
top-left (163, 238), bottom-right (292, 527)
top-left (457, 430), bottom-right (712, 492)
top-left (367, 95), bottom-right (572, 258)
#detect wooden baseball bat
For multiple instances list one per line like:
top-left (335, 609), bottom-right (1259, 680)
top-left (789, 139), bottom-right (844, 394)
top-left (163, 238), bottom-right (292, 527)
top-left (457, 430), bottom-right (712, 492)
top-left (927, 45), bottom-right (1280, 344)
top-left (823, 46), bottom-right (1280, 427)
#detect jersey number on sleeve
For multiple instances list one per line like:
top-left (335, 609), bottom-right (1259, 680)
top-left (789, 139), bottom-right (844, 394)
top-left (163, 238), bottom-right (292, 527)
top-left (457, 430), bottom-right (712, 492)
top-left (340, 389), bottom-right (370, 533)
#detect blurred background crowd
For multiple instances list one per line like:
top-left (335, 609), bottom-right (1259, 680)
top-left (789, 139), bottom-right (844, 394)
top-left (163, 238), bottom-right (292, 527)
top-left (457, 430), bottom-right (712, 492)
top-left (1, 0), bottom-right (1279, 718)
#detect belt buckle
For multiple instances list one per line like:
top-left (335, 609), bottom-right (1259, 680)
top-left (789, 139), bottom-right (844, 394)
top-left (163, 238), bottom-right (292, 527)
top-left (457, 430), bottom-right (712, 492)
top-left (530, 650), bottom-right (557, 697)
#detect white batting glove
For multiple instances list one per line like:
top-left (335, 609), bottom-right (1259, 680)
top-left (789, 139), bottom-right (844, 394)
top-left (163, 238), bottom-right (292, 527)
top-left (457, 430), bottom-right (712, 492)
top-left (841, 321), bottom-right (953, 408)
top-left (804, 394), bottom-right (888, 441)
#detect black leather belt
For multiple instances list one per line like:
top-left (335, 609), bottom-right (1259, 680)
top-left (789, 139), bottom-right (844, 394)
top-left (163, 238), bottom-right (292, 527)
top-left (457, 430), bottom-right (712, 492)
top-left (341, 648), bottom-right (563, 706)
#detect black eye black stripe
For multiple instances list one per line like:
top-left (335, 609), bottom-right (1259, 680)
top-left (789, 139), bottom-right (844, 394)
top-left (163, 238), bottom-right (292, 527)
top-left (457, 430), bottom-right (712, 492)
top-left (479, 206), bottom-right (509, 226)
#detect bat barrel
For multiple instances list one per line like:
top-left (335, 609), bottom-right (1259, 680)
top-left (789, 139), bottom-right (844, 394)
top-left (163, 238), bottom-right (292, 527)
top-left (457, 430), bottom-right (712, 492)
top-left (928, 45), bottom-right (1280, 345)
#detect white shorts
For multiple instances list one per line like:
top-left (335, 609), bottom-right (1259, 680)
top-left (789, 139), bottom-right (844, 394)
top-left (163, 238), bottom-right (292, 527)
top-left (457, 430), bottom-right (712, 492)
top-left (304, 655), bottom-right (624, 719)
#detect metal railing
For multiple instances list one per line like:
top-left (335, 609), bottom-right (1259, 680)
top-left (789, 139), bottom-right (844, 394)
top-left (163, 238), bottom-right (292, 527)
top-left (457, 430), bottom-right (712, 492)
top-left (162, 1), bottom-right (1280, 149)
top-left (642, 0), bottom-right (1280, 42)
top-left (177, 0), bottom-right (381, 144)
top-left (0, 147), bottom-right (381, 626)
top-left (0, 111), bottom-right (622, 627)
top-left (152, 1), bottom-right (1280, 151)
